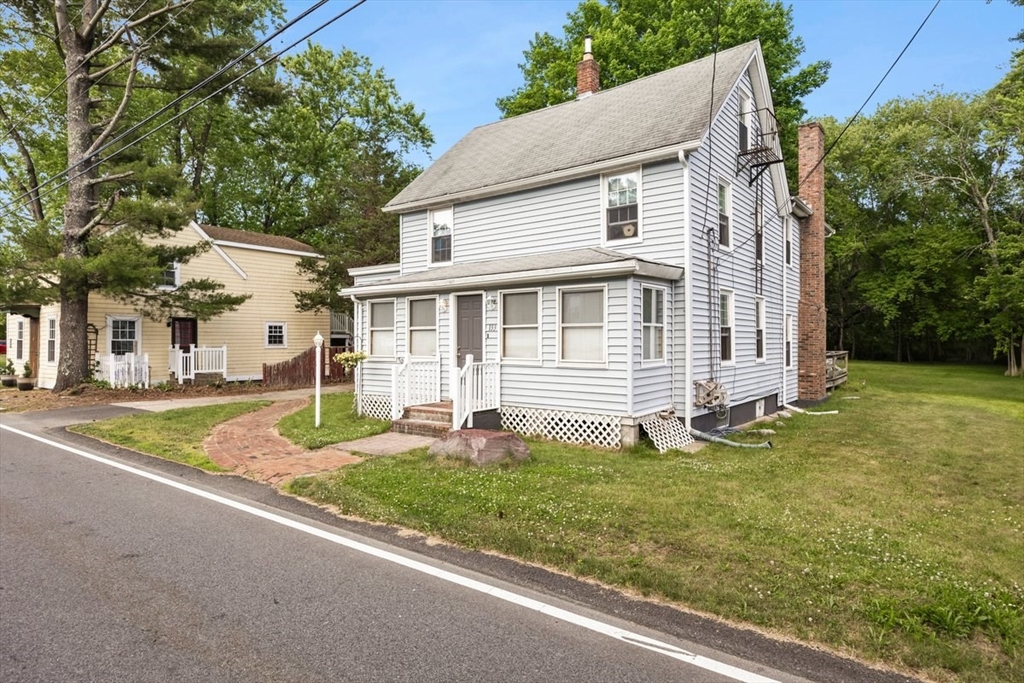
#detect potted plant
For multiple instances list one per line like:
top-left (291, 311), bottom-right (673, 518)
top-left (16, 362), bottom-right (34, 391)
top-left (1, 360), bottom-right (16, 387)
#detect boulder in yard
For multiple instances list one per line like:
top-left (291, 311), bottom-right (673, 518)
top-left (429, 429), bottom-right (530, 466)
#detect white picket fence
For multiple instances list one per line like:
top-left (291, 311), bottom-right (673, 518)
top-left (96, 353), bottom-right (150, 388)
top-left (168, 345), bottom-right (227, 384)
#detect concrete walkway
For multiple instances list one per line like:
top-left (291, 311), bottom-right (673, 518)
top-left (200, 395), bottom-right (435, 485)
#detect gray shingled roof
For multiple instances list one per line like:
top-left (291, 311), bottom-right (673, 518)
top-left (199, 224), bottom-right (317, 253)
top-left (386, 41), bottom-right (758, 210)
top-left (343, 247), bottom-right (682, 296)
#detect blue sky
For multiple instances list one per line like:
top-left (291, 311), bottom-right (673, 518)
top-left (283, 0), bottom-right (1023, 165)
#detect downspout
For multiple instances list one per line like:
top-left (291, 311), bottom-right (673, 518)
top-left (350, 294), bottom-right (362, 415)
top-left (782, 215), bottom-right (788, 406)
top-left (680, 150), bottom-right (694, 430)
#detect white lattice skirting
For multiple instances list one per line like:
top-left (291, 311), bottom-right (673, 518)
top-left (500, 405), bottom-right (622, 449)
top-left (637, 412), bottom-right (695, 453)
top-left (359, 393), bottom-right (393, 422)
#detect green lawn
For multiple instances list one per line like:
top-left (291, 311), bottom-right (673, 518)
top-left (287, 363), bottom-right (1024, 683)
top-left (71, 401), bottom-right (271, 471)
top-left (276, 391), bottom-right (390, 449)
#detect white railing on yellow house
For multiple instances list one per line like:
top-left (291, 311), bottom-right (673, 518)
top-left (169, 345), bottom-right (227, 384)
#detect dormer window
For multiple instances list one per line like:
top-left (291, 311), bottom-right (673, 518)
top-left (604, 170), bottom-right (640, 241)
top-left (431, 207), bottom-right (452, 264)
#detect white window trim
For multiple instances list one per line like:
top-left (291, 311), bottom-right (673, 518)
top-left (499, 288), bottom-right (541, 364)
top-left (46, 316), bottom-right (57, 365)
top-left (427, 206), bottom-right (453, 267)
top-left (640, 284), bottom-right (667, 366)
top-left (106, 314), bottom-right (142, 357)
top-left (406, 296), bottom-right (438, 359)
top-left (158, 261), bottom-right (180, 291)
top-left (720, 290), bottom-right (735, 365)
top-left (785, 314), bottom-right (793, 369)
top-left (556, 284), bottom-right (607, 367)
top-left (367, 299), bottom-right (396, 359)
top-left (264, 321), bottom-right (288, 349)
top-left (784, 217), bottom-right (793, 267)
top-left (601, 168), bottom-right (643, 245)
top-left (717, 178), bottom-right (732, 250)
top-left (755, 296), bottom-right (766, 363)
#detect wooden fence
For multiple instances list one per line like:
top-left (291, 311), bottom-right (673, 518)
top-left (262, 346), bottom-right (351, 388)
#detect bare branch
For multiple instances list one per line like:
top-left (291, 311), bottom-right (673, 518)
top-left (85, 48), bottom-right (141, 156)
top-left (88, 53), bottom-right (134, 82)
top-left (0, 102), bottom-right (45, 223)
top-left (85, 0), bottom-right (194, 62)
top-left (87, 170), bottom-right (135, 186)
top-left (80, 193), bottom-right (118, 238)
top-left (82, 0), bottom-right (114, 41)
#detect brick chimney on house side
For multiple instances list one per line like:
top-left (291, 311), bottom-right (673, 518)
top-left (797, 122), bottom-right (828, 403)
top-left (576, 35), bottom-right (600, 98)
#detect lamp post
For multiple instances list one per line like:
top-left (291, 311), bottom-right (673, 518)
top-left (313, 331), bottom-right (324, 428)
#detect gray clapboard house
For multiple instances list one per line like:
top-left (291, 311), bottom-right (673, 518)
top-left (342, 39), bottom-right (829, 449)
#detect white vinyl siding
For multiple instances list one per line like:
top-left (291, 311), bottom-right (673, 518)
top-left (407, 297), bottom-right (437, 357)
top-left (265, 322), bottom-right (287, 348)
top-left (558, 286), bottom-right (605, 364)
top-left (368, 301), bottom-right (395, 358)
top-left (501, 290), bottom-right (540, 362)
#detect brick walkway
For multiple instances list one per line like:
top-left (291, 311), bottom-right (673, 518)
top-left (203, 399), bottom-right (364, 485)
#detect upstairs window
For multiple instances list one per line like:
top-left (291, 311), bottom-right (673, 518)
top-left (369, 301), bottom-right (395, 357)
top-left (642, 286), bottom-right (665, 361)
top-left (755, 297), bottom-right (765, 361)
top-left (160, 262), bottom-right (179, 289)
top-left (718, 181), bottom-right (731, 248)
top-left (755, 202), bottom-right (763, 263)
top-left (739, 95), bottom-right (753, 152)
top-left (430, 207), bottom-right (452, 264)
top-left (408, 298), bottom-right (437, 357)
top-left (605, 171), bottom-right (640, 241)
top-left (720, 291), bottom-right (734, 363)
top-left (785, 217), bottom-right (793, 266)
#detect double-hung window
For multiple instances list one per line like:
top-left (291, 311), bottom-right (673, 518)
top-left (605, 170), bottom-right (640, 241)
top-left (739, 94), bottom-right (753, 152)
top-left (559, 288), bottom-right (604, 363)
top-left (408, 298), bottom-right (437, 357)
top-left (160, 262), bottom-right (179, 289)
top-left (265, 322), bottom-right (287, 348)
top-left (755, 297), bottom-right (765, 362)
top-left (642, 286), bottom-right (664, 362)
top-left (501, 291), bottom-right (539, 361)
top-left (46, 317), bottom-right (57, 363)
top-left (110, 317), bottom-right (139, 356)
top-left (784, 217), bottom-right (792, 266)
top-left (720, 291), bottom-right (734, 363)
top-left (718, 180), bottom-right (731, 248)
top-left (369, 301), bottom-right (395, 357)
top-left (15, 320), bottom-right (24, 359)
top-left (430, 207), bottom-right (452, 264)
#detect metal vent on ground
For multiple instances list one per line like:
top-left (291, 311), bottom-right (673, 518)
top-left (639, 413), bottom-right (695, 453)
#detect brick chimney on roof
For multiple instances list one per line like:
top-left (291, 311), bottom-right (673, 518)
top-left (797, 121), bottom-right (828, 404)
top-left (576, 35), bottom-right (600, 98)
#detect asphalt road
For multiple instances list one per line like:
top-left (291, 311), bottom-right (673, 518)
top-left (0, 411), bottom-right (921, 683)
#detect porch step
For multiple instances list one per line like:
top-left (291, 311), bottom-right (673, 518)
top-left (391, 401), bottom-right (453, 438)
top-left (391, 418), bottom-right (451, 439)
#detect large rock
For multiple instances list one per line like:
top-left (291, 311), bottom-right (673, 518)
top-left (428, 429), bottom-right (530, 466)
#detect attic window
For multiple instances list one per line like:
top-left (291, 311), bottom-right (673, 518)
top-left (431, 207), bottom-right (452, 264)
top-left (605, 171), bottom-right (640, 241)
top-left (159, 262), bottom-right (179, 289)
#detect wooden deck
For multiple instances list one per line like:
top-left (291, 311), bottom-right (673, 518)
top-left (826, 350), bottom-right (849, 389)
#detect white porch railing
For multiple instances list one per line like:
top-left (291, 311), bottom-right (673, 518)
top-left (169, 345), bottom-right (227, 384)
top-left (96, 353), bottom-right (150, 388)
top-left (390, 358), bottom-right (442, 420)
top-left (450, 355), bottom-right (500, 429)
top-left (331, 310), bottom-right (354, 336)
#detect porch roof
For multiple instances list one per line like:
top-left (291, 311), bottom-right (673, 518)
top-left (341, 247), bottom-right (683, 297)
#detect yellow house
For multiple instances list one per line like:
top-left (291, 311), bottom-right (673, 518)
top-left (5, 222), bottom-right (347, 390)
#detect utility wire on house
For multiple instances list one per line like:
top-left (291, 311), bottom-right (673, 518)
top-left (2, 0), bottom-right (359, 215)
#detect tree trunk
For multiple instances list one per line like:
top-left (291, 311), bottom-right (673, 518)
top-left (54, 4), bottom-right (99, 390)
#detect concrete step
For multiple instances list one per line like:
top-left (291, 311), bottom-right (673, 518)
top-left (391, 419), bottom-right (451, 439)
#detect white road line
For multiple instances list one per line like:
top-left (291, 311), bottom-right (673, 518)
top-left (1, 424), bottom-right (779, 683)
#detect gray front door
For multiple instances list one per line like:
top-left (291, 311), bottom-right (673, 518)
top-left (456, 294), bottom-right (483, 367)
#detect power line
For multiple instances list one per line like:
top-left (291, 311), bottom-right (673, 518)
top-left (2, 0), bottom-right (335, 213)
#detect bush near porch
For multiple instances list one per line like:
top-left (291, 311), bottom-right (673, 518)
top-left (287, 363), bottom-right (1024, 683)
